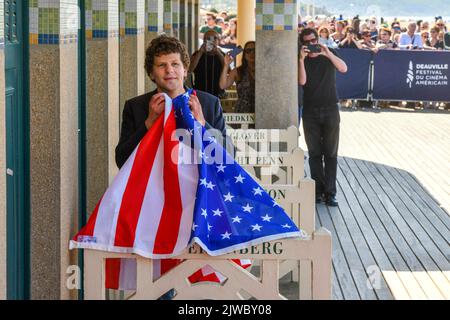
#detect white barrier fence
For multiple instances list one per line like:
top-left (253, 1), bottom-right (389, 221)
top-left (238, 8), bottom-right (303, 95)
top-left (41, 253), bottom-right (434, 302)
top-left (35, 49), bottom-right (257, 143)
top-left (84, 229), bottom-right (332, 300)
top-left (82, 120), bottom-right (332, 300)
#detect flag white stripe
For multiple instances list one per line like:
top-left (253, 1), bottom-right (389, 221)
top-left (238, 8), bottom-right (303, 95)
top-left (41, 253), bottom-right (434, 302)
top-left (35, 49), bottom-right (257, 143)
top-left (93, 147), bottom-right (138, 246)
top-left (153, 260), bottom-right (161, 281)
top-left (119, 258), bottom-right (137, 291)
top-left (133, 136), bottom-right (165, 253)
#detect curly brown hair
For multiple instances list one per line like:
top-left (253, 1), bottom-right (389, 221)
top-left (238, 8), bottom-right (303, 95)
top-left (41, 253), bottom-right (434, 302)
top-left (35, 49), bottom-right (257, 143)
top-left (144, 35), bottom-right (190, 78)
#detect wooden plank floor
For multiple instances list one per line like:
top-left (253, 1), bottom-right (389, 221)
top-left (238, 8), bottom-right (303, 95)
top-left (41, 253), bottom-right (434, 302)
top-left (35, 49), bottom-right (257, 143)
top-left (299, 108), bottom-right (450, 300)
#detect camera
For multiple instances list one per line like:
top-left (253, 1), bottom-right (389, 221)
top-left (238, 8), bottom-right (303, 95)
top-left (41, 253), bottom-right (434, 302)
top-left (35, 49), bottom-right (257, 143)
top-left (307, 44), bottom-right (322, 53)
top-left (205, 39), bottom-right (214, 52)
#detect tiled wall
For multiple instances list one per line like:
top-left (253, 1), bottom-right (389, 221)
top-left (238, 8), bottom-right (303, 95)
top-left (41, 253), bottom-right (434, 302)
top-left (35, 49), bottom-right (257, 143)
top-left (163, 0), bottom-right (172, 34)
top-left (30, 0), bottom-right (78, 44)
top-left (146, 0), bottom-right (163, 33)
top-left (108, 0), bottom-right (120, 37)
top-left (120, 0), bottom-right (145, 36)
top-left (86, 1), bottom-right (119, 40)
top-left (255, 0), bottom-right (298, 31)
top-left (172, 0), bottom-right (179, 30)
top-left (0, 0), bottom-right (4, 49)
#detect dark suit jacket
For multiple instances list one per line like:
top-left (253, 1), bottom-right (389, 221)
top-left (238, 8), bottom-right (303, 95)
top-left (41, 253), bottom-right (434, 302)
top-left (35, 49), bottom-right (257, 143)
top-left (115, 89), bottom-right (231, 168)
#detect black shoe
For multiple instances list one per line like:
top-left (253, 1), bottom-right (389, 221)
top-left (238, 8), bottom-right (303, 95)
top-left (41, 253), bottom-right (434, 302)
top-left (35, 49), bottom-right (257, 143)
top-left (316, 194), bottom-right (324, 204)
top-left (326, 195), bottom-right (338, 207)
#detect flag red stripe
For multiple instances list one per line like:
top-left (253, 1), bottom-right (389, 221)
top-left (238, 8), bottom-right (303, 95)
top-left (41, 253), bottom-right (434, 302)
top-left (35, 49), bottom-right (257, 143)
top-left (153, 109), bottom-right (184, 254)
top-left (114, 115), bottom-right (164, 247)
top-left (160, 259), bottom-right (183, 275)
top-left (105, 258), bottom-right (121, 290)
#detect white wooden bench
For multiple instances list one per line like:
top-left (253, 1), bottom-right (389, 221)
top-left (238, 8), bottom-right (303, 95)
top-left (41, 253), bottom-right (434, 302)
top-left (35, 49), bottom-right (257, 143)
top-left (229, 125), bottom-right (299, 155)
top-left (224, 113), bottom-right (255, 129)
top-left (84, 229), bottom-right (332, 300)
top-left (88, 126), bottom-right (331, 300)
top-left (230, 128), bottom-right (316, 296)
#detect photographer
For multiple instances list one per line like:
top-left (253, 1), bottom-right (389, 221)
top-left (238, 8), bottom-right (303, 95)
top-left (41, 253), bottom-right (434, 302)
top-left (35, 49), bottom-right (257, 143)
top-left (189, 30), bottom-right (225, 97)
top-left (398, 21), bottom-right (423, 50)
top-left (219, 41), bottom-right (255, 113)
top-left (338, 26), bottom-right (363, 49)
top-left (298, 28), bottom-right (347, 207)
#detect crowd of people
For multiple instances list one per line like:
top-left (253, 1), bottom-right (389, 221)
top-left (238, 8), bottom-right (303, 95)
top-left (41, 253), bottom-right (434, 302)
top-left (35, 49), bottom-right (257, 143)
top-left (190, 10), bottom-right (255, 113)
top-left (199, 11), bottom-right (238, 48)
top-left (299, 15), bottom-right (449, 52)
top-left (190, 11), bottom-right (450, 113)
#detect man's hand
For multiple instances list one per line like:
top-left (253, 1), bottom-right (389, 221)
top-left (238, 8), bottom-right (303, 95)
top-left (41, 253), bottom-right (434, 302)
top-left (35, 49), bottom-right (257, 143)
top-left (318, 44), bottom-right (332, 57)
top-left (299, 45), bottom-right (309, 61)
top-left (189, 94), bottom-right (206, 126)
top-left (145, 93), bottom-right (166, 129)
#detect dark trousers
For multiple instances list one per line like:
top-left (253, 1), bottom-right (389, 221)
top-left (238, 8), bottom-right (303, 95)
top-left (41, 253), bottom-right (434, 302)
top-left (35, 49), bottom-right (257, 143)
top-left (302, 105), bottom-right (340, 197)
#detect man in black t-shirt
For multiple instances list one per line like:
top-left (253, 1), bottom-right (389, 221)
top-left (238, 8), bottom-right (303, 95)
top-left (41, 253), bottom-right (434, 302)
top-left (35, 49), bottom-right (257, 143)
top-left (189, 30), bottom-right (225, 97)
top-left (298, 28), bottom-right (348, 207)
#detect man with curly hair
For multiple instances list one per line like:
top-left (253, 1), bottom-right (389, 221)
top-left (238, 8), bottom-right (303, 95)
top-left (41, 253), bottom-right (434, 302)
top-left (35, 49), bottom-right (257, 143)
top-left (115, 35), bottom-right (230, 168)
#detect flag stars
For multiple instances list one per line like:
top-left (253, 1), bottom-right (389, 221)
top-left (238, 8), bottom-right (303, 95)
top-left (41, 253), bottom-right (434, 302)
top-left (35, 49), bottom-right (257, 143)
top-left (253, 187), bottom-right (263, 196)
top-left (234, 174), bottom-right (245, 183)
top-left (207, 223), bottom-right (213, 231)
top-left (221, 231), bottom-right (232, 240)
top-left (261, 214), bottom-right (273, 222)
top-left (212, 208), bottom-right (223, 217)
top-left (201, 208), bottom-right (208, 218)
top-left (224, 192), bottom-right (234, 202)
top-left (272, 199), bottom-right (280, 207)
top-left (242, 203), bottom-right (253, 213)
top-left (200, 178), bottom-right (207, 187)
top-left (251, 224), bottom-right (262, 231)
top-left (231, 216), bottom-right (242, 223)
top-left (206, 181), bottom-right (216, 190)
top-left (192, 223), bottom-right (198, 231)
top-left (216, 164), bottom-right (226, 173)
top-left (282, 224), bottom-right (292, 229)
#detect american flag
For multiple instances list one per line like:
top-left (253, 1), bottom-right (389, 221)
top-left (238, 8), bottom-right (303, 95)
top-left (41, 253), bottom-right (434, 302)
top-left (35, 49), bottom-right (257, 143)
top-left (70, 89), bottom-right (302, 288)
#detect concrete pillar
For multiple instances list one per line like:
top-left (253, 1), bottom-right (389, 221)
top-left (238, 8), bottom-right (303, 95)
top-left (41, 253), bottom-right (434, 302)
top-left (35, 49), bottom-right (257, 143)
top-left (145, 0), bottom-right (164, 93)
top-left (28, 0), bottom-right (79, 299)
top-left (119, 0), bottom-right (146, 123)
top-left (179, 0), bottom-right (188, 45)
top-left (187, 0), bottom-right (193, 54)
top-left (255, 0), bottom-right (298, 129)
top-left (163, 0), bottom-right (172, 35)
top-left (85, 0), bottom-right (120, 214)
top-left (193, 0), bottom-right (200, 50)
top-left (0, 0), bottom-right (6, 300)
top-left (172, 0), bottom-right (180, 38)
top-left (237, 0), bottom-right (256, 48)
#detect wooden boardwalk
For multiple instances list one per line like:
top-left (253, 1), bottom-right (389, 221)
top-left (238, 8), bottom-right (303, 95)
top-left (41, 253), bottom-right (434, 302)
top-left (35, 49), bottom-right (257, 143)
top-left (299, 108), bottom-right (450, 300)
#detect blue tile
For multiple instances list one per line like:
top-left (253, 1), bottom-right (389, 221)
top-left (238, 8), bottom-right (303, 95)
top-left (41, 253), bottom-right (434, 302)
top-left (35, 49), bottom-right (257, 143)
top-left (125, 28), bottom-right (138, 35)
